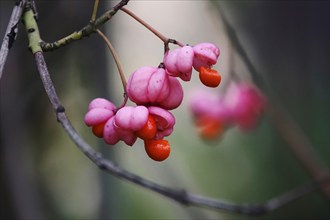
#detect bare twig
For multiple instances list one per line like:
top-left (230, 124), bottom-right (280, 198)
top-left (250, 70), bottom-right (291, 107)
top-left (90, 0), bottom-right (100, 23)
top-left (22, 4), bottom-right (328, 215)
top-left (0, 0), bottom-right (27, 79)
top-left (40, 0), bottom-right (130, 52)
top-left (96, 29), bottom-right (128, 108)
top-left (215, 4), bottom-right (330, 198)
top-left (120, 7), bottom-right (184, 48)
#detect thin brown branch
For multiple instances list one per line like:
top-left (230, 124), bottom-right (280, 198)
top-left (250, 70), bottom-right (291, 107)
top-left (96, 29), bottom-right (128, 108)
top-left (120, 7), bottom-right (184, 48)
top-left (0, 0), bottom-right (27, 79)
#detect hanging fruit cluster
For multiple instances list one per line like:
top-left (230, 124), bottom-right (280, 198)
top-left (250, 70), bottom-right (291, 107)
top-left (84, 42), bottom-right (222, 161)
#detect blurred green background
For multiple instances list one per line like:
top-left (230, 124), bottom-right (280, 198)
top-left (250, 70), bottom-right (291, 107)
top-left (1, 1), bottom-right (329, 219)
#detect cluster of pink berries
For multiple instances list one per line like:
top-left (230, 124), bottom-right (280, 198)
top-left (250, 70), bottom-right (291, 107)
top-left (84, 42), bottom-right (222, 161)
top-left (189, 82), bottom-right (266, 140)
top-left (164, 43), bottom-right (221, 87)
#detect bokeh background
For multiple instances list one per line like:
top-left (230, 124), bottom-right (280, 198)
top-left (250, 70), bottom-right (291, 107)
top-left (1, 1), bottom-right (329, 219)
